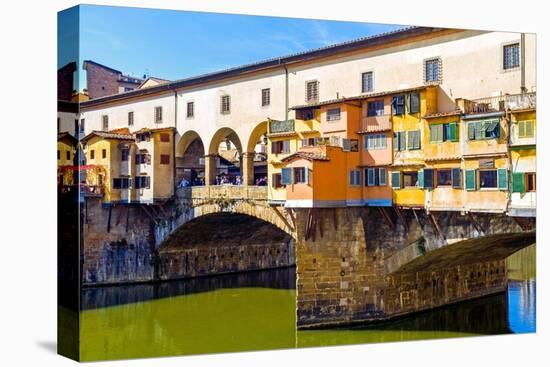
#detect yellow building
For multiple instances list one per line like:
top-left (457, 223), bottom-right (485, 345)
top-left (508, 104), bottom-right (536, 217)
top-left (81, 129), bottom-right (135, 203)
top-left (390, 86), bottom-right (437, 208)
top-left (422, 110), bottom-right (464, 211)
top-left (57, 132), bottom-right (77, 186)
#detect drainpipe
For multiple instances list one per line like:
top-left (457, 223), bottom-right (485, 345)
top-left (520, 33), bottom-right (526, 93)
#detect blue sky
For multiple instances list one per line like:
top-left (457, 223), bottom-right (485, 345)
top-left (58, 5), bottom-right (404, 89)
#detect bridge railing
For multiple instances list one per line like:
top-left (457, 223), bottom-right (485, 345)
top-left (176, 185), bottom-right (268, 202)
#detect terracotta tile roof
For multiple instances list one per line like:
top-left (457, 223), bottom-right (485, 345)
top-left (82, 130), bottom-right (134, 142)
top-left (133, 126), bottom-right (175, 134)
top-left (291, 85), bottom-right (429, 110)
top-left (357, 126), bottom-right (392, 134)
top-left (424, 156), bottom-right (462, 162)
top-left (267, 131), bottom-right (299, 138)
top-left (57, 132), bottom-right (78, 145)
top-left (280, 151), bottom-right (330, 162)
top-left (423, 109), bottom-right (462, 119)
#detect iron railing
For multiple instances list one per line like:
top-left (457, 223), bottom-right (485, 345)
top-left (462, 92), bottom-right (536, 114)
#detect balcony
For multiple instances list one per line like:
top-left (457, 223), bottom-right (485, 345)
top-left (459, 92), bottom-right (536, 115)
top-left (269, 119), bottom-right (295, 134)
top-left (360, 114), bottom-right (392, 133)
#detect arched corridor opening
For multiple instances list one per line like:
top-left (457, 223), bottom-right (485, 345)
top-left (207, 128), bottom-right (243, 185)
top-left (245, 121), bottom-right (268, 186)
top-left (176, 131), bottom-right (205, 186)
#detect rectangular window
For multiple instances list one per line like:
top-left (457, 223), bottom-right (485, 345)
top-left (136, 154), bottom-right (150, 164)
top-left (366, 168), bottom-right (387, 186)
top-left (349, 170), bottom-right (361, 186)
top-left (281, 168), bottom-right (292, 185)
top-left (468, 119), bottom-right (500, 140)
top-left (367, 100), bottom-right (385, 117)
top-left (90, 150), bottom-right (95, 160)
top-left (272, 173), bottom-right (282, 188)
top-left (423, 168), bottom-right (434, 189)
top-left (271, 140), bottom-right (290, 154)
top-left (135, 176), bottom-right (151, 189)
top-left (121, 148), bottom-right (129, 161)
top-left (425, 58), bottom-right (441, 83)
top-left (306, 80), bottom-right (319, 103)
top-left (408, 92), bottom-right (420, 114)
top-left (479, 170), bottom-right (498, 189)
top-left (503, 43), bottom-right (520, 70)
top-left (220, 95), bottom-right (231, 114)
top-left (80, 118), bottom-right (85, 133)
top-left (293, 167), bottom-right (306, 184)
top-left (365, 134), bottom-right (387, 150)
top-left (296, 108), bottom-right (315, 120)
top-left (525, 172), bottom-right (536, 192)
top-left (452, 168), bottom-right (462, 189)
top-left (57, 150), bottom-right (60, 160)
top-left (102, 149), bottom-right (107, 159)
top-left (361, 72), bottom-right (374, 93)
top-left (128, 111), bottom-right (134, 126)
top-left (301, 138), bottom-right (317, 147)
top-left (66, 150), bottom-right (71, 160)
top-left (326, 108), bottom-right (341, 122)
top-left (394, 131), bottom-right (406, 151)
top-left (102, 115), bottom-right (109, 131)
top-left (186, 102), bottom-right (194, 118)
top-left (160, 154), bottom-right (170, 165)
top-left (391, 171), bottom-right (401, 189)
top-left (155, 106), bottom-right (163, 123)
top-left (407, 130), bottom-right (421, 150)
top-left (518, 120), bottom-right (534, 138)
top-left (349, 139), bottom-right (359, 152)
top-left (261, 88), bottom-right (270, 106)
top-left (112, 177), bottom-right (131, 189)
top-left (160, 133), bottom-right (170, 142)
top-left (391, 95), bottom-right (405, 115)
top-left (436, 169), bottom-right (452, 186)
top-left (403, 171), bottom-right (419, 188)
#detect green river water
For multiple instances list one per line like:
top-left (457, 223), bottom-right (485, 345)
top-left (78, 245), bottom-right (535, 361)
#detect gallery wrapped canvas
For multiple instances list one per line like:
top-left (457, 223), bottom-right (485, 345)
top-left (58, 4), bottom-right (536, 362)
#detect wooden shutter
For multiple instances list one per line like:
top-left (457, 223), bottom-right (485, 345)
top-left (468, 123), bottom-right (475, 140)
top-left (497, 168), bottom-right (508, 190)
top-left (379, 168), bottom-right (387, 186)
top-left (391, 171), bottom-right (401, 189)
top-left (512, 172), bottom-right (525, 193)
top-left (474, 121), bottom-right (484, 139)
top-left (465, 169), bottom-right (476, 191)
top-left (449, 122), bottom-right (458, 142)
top-left (271, 142), bottom-right (277, 154)
top-left (518, 121), bottom-right (525, 138)
top-left (525, 121), bottom-right (534, 137)
top-left (399, 131), bottom-right (406, 151)
top-left (408, 92), bottom-right (420, 114)
top-left (452, 168), bottom-right (462, 188)
top-left (424, 168), bottom-right (434, 189)
top-left (367, 168), bottom-right (375, 186)
top-left (281, 168), bottom-right (292, 185)
top-left (282, 140), bottom-right (290, 153)
top-left (418, 169), bottom-right (424, 189)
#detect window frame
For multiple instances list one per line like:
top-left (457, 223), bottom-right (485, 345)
top-left (502, 42), bottom-right (520, 71)
top-left (220, 95), bottom-right (231, 114)
top-left (391, 95), bottom-right (405, 115)
top-left (261, 88), bottom-right (271, 107)
top-left (160, 154), bottom-right (170, 165)
top-left (479, 169), bottom-right (499, 190)
top-left (128, 111), bottom-right (134, 126)
top-left (367, 100), bottom-right (385, 117)
top-left (361, 71), bottom-right (374, 93)
top-left (186, 101), bottom-right (194, 119)
top-left (436, 168), bottom-right (453, 187)
top-left (403, 171), bottom-right (419, 188)
top-left (349, 169), bottom-right (361, 186)
top-left (305, 80), bottom-right (319, 103)
top-left (154, 106), bottom-right (163, 123)
top-left (102, 115), bottom-right (109, 131)
top-left (326, 107), bottom-right (341, 122)
top-left (424, 57), bottom-right (442, 84)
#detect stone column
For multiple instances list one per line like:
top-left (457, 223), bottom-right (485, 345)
top-left (204, 154), bottom-right (217, 186)
top-left (242, 151), bottom-right (256, 186)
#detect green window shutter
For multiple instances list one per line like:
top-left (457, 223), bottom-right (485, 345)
top-left (379, 168), bottom-right (387, 186)
top-left (436, 124), bottom-right (443, 142)
top-left (525, 121), bottom-right (534, 137)
top-left (497, 169), bottom-right (508, 190)
top-left (452, 168), bottom-right (462, 189)
top-left (429, 125), bottom-right (436, 143)
top-left (449, 122), bottom-right (458, 142)
top-left (475, 121), bottom-right (484, 139)
top-left (512, 172), bottom-right (525, 193)
top-left (424, 168), bottom-right (434, 189)
top-left (468, 122), bottom-right (475, 140)
top-left (398, 131), bottom-right (406, 151)
top-left (465, 169), bottom-right (476, 191)
top-left (518, 121), bottom-right (525, 138)
top-left (391, 171), bottom-right (401, 189)
top-left (418, 169), bottom-right (424, 189)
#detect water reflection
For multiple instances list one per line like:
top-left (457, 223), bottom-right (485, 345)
top-left (80, 245), bottom-right (536, 361)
